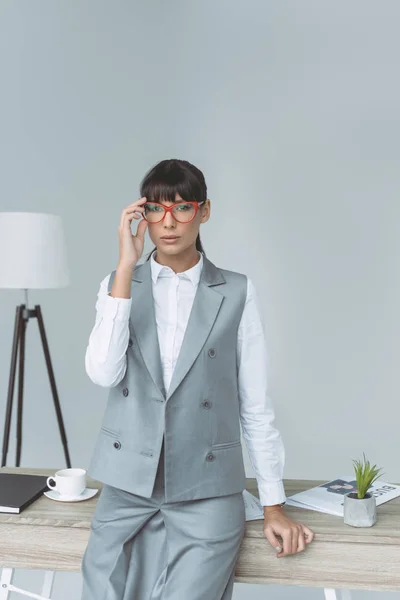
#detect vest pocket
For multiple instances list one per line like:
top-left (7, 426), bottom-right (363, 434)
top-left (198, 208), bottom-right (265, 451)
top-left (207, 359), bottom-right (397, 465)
top-left (212, 440), bottom-right (241, 449)
top-left (100, 426), bottom-right (121, 438)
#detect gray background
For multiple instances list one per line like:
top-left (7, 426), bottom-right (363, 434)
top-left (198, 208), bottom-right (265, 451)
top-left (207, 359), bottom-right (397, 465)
top-left (0, 1), bottom-right (399, 598)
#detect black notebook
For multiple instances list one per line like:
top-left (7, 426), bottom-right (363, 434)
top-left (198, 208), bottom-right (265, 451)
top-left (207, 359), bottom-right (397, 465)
top-left (0, 473), bottom-right (50, 514)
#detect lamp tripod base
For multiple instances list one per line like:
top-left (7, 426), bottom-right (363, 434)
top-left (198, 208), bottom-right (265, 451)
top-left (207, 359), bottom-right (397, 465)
top-left (1, 304), bottom-right (71, 468)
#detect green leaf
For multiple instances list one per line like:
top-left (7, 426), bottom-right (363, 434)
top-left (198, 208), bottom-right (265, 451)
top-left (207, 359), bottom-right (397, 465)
top-left (351, 453), bottom-right (384, 499)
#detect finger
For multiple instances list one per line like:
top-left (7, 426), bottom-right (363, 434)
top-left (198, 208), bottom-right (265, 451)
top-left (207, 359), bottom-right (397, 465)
top-left (296, 529), bottom-right (306, 553)
top-left (291, 528), bottom-right (299, 555)
top-left (302, 525), bottom-right (314, 544)
top-left (130, 202), bottom-right (147, 221)
top-left (129, 196), bottom-right (147, 212)
top-left (130, 208), bottom-right (145, 220)
top-left (289, 527), bottom-right (299, 555)
top-left (125, 204), bottom-right (145, 212)
top-left (263, 527), bottom-right (282, 553)
top-left (120, 198), bottom-right (146, 228)
top-left (135, 218), bottom-right (148, 241)
top-left (120, 207), bottom-right (145, 231)
top-left (277, 530), bottom-right (291, 558)
top-left (128, 196), bottom-right (147, 206)
top-left (124, 205), bottom-right (145, 219)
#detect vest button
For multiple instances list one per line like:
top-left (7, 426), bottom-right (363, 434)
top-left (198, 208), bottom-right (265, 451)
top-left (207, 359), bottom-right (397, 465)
top-left (122, 388), bottom-right (129, 397)
top-left (128, 338), bottom-right (133, 347)
top-left (206, 452), bottom-right (215, 462)
top-left (113, 441), bottom-right (121, 450)
top-left (203, 400), bottom-right (212, 409)
top-left (208, 348), bottom-right (216, 358)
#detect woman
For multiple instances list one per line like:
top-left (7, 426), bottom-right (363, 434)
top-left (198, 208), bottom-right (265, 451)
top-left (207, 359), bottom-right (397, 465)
top-left (81, 159), bottom-right (314, 600)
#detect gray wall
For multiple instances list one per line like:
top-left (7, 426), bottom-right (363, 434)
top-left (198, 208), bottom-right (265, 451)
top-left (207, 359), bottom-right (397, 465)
top-left (1, 1), bottom-right (399, 598)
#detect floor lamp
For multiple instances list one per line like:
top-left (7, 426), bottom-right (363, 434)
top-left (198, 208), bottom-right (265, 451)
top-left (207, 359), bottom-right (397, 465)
top-left (0, 212), bottom-right (71, 468)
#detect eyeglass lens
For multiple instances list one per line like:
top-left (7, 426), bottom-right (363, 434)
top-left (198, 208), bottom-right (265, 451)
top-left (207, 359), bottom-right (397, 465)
top-left (143, 202), bottom-right (197, 223)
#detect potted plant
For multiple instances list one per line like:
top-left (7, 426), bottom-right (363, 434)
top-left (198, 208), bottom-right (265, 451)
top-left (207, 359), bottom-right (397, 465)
top-left (343, 452), bottom-right (384, 527)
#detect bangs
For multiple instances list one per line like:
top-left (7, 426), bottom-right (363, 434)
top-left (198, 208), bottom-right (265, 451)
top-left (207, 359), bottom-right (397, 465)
top-left (140, 159), bottom-right (206, 204)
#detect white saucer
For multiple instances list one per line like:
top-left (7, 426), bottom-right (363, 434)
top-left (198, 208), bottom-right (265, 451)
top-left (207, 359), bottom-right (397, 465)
top-left (44, 487), bottom-right (99, 502)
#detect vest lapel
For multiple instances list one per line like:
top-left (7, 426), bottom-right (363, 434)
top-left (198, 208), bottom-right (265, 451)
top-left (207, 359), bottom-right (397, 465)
top-left (129, 256), bottom-right (226, 402)
top-left (129, 261), bottom-right (164, 399)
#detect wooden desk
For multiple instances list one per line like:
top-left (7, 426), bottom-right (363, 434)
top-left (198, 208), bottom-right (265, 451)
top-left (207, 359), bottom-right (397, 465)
top-left (1, 467), bottom-right (399, 600)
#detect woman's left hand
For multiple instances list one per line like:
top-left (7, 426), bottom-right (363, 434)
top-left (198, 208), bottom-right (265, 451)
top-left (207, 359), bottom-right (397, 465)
top-left (263, 507), bottom-right (315, 558)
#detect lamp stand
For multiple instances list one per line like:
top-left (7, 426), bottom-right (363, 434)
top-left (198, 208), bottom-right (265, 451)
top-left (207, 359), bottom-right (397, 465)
top-left (1, 303), bottom-right (71, 468)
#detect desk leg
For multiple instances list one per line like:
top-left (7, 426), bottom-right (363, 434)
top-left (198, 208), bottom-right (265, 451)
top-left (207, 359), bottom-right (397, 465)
top-left (324, 590), bottom-right (352, 600)
top-left (40, 571), bottom-right (56, 598)
top-left (0, 568), bottom-right (13, 600)
top-left (0, 568), bottom-right (55, 600)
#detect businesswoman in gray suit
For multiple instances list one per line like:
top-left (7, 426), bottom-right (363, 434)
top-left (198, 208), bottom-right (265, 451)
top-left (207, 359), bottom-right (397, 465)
top-left (81, 159), bottom-right (314, 599)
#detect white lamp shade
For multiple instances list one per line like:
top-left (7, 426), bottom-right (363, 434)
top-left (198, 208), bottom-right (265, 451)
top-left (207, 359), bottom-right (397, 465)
top-left (0, 212), bottom-right (70, 289)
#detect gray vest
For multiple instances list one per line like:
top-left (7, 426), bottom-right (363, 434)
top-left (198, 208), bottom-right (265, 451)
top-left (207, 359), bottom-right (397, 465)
top-left (87, 255), bottom-right (248, 502)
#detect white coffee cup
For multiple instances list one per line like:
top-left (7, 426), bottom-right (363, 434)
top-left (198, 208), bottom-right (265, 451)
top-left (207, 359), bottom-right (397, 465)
top-left (46, 468), bottom-right (86, 498)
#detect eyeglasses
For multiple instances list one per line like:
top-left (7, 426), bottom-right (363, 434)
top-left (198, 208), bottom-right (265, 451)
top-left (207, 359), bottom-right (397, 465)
top-left (142, 200), bottom-right (206, 224)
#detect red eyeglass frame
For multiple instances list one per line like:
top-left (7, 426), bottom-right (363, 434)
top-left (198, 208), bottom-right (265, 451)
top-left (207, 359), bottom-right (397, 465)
top-left (142, 200), bottom-right (206, 223)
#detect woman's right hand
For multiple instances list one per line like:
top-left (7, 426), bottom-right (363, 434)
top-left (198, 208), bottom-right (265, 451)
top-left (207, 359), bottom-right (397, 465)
top-left (117, 197), bottom-right (148, 268)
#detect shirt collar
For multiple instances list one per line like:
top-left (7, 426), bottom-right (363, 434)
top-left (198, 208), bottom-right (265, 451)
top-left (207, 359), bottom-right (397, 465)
top-left (150, 250), bottom-right (204, 286)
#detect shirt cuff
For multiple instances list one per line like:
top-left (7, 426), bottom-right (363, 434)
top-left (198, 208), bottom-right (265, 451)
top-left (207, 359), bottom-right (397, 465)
top-left (258, 480), bottom-right (287, 507)
top-left (103, 293), bottom-right (132, 321)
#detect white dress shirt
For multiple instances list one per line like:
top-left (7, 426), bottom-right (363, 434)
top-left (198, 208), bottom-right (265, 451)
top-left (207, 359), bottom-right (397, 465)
top-left (85, 251), bottom-right (286, 506)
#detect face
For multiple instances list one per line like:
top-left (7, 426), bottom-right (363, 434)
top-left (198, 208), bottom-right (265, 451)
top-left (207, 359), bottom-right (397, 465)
top-left (146, 193), bottom-right (210, 255)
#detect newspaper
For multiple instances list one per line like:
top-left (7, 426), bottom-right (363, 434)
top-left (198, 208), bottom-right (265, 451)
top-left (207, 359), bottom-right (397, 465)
top-left (285, 476), bottom-right (400, 517)
top-left (243, 489), bottom-right (264, 521)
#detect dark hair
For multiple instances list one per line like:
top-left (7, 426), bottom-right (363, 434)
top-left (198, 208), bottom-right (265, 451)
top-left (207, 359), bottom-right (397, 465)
top-left (140, 159), bottom-right (207, 261)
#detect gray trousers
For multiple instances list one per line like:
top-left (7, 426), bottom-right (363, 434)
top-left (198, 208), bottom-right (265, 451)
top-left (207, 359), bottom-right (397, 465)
top-left (81, 437), bottom-right (246, 600)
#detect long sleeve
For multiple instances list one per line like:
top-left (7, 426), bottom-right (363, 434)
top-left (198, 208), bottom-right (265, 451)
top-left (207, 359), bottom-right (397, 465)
top-left (85, 273), bottom-right (132, 387)
top-left (237, 277), bottom-right (286, 507)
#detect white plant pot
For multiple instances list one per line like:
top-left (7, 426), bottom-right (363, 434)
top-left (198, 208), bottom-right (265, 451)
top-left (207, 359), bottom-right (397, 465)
top-left (343, 491), bottom-right (377, 527)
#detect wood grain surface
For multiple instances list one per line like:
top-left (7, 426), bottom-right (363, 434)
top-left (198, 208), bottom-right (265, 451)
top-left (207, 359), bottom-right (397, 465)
top-left (1, 467), bottom-right (399, 590)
